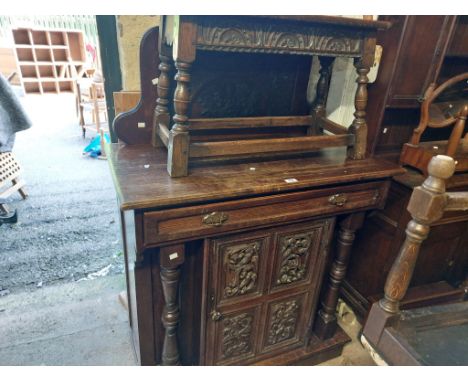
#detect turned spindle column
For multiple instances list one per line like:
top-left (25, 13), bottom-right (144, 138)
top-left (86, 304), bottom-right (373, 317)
top-left (379, 156), bottom-right (455, 314)
top-left (309, 56), bottom-right (335, 135)
top-left (167, 61), bottom-right (191, 177)
top-left (159, 245), bottom-right (185, 365)
top-left (348, 59), bottom-right (370, 160)
top-left (314, 212), bottom-right (365, 340)
top-left (152, 52), bottom-right (173, 147)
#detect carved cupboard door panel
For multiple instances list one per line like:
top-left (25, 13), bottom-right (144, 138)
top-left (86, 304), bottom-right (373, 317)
top-left (202, 218), bottom-right (334, 365)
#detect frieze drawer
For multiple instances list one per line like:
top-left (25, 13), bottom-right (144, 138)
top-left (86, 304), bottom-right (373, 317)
top-left (141, 180), bottom-right (389, 248)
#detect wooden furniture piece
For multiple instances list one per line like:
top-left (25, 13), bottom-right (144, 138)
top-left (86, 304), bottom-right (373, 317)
top-left (0, 152), bottom-right (28, 200)
top-left (362, 155), bottom-right (468, 366)
top-left (343, 17), bottom-right (468, 322)
top-left (77, 79), bottom-right (107, 139)
top-left (109, 21), bottom-right (403, 366)
top-left (12, 27), bottom-right (86, 94)
top-left (342, 169), bottom-right (468, 321)
top-left (367, 16), bottom-right (468, 160)
top-left (136, 16), bottom-right (390, 177)
top-left (400, 73), bottom-right (468, 175)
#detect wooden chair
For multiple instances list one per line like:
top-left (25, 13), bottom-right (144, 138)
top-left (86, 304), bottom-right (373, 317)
top-left (362, 155), bottom-right (468, 365)
top-left (400, 72), bottom-right (468, 175)
top-left (77, 79), bottom-right (108, 140)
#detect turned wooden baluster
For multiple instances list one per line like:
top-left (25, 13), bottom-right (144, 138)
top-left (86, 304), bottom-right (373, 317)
top-left (314, 212), bottom-right (365, 340)
top-left (159, 245), bottom-right (185, 365)
top-left (309, 56), bottom-right (335, 135)
top-left (379, 156), bottom-right (455, 314)
top-left (348, 59), bottom-right (370, 160)
top-left (167, 61), bottom-right (191, 177)
top-left (152, 51), bottom-right (173, 147)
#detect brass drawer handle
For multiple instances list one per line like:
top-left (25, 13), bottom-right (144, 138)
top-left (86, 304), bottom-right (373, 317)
top-left (328, 193), bottom-right (347, 207)
top-left (202, 211), bottom-right (229, 227)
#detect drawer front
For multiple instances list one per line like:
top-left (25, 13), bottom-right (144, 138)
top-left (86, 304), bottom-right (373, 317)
top-left (142, 180), bottom-right (388, 248)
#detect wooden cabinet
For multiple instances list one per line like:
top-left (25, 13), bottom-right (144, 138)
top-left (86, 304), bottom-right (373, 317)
top-left (109, 18), bottom-right (403, 366)
top-left (108, 144), bottom-right (402, 365)
top-left (202, 220), bottom-right (333, 365)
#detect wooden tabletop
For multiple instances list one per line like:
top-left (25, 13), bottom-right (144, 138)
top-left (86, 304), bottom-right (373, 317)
top-left (106, 143), bottom-right (404, 211)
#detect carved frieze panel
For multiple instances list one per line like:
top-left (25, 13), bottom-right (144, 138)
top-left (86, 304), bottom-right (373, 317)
top-left (221, 312), bottom-right (254, 359)
top-left (195, 17), bottom-right (363, 57)
top-left (267, 299), bottom-right (300, 346)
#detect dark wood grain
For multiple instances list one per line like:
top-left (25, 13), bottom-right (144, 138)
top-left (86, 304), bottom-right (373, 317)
top-left (106, 143), bottom-right (403, 211)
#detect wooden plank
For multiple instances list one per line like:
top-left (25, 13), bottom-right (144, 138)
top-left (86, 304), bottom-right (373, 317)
top-left (189, 134), bottom-right (354, 158)
top-left (189, 115), bottom-right (313, 130)
top-left (318, 116), bottom-right (348, 135)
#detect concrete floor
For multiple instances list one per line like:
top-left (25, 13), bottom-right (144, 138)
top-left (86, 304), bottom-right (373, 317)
top-left (1, 93), bottom-right (123, 294)
top-left (0, 93), bottom-right (375, 366)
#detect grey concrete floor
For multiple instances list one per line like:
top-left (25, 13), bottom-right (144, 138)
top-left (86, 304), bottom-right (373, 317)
top-left (0, 93), bottom-right (374, 366)
top-left (1, 93), bottom-right (123, 293)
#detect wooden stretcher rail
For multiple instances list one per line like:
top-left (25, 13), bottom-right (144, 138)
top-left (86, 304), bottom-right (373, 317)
top-left (189, 134), bottom-right (355, 158)
top-left (188, 115), bottom-right (314, 130)
top-left (318, 116), bottom-right (348, 135)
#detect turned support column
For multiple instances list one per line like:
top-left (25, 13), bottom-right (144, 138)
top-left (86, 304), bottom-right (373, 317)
top-left (314, 212), bottom-right (365, 340)
top-left (152, 52), bottom-right (173, 147)
top-left (348, 59), bottom-right (370, 160)
top-left (167, 61), bottom-right (191, 177)
top-left (379, 156), bottom-right (455, 314)
top-left (159, 244), bottom-right (185, 366)
top-left (363, 155), bottom-right (456, 346)
top-left (309, 56), bottom-right (335, 135)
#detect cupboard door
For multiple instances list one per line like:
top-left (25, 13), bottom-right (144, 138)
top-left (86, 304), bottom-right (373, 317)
top-left (202, 218), bottom-right (334, 365)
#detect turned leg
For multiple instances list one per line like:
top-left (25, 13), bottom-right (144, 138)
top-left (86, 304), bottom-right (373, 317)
top-left (153, 52), bottom-right (173, 148)
top-left (314, 212), bottom-right (365, 340)
top-left (364, 155), bottom-right (455, 345)
top-left (348, 59), bottom-right (370, 160)
top-left (160, 244), bottom-right (185, 365)
top-left (309, 56), bottom-right (335, 135)
top-left (167, 61), bottom-right (191, 177)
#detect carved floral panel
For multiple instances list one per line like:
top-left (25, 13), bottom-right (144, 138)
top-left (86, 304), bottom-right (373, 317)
top-left (221, 312), bottom-right (254, 359)
top-left (266, 299), bottom-right (300, 346)
top-left (275, 232), bottom-right (315, 286)
top-left (222, 240), bottom-right (261, 299)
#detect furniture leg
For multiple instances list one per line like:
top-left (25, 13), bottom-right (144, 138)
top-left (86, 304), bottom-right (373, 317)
top-left (159, 244), bottom-right (185, 365)
top-left (348, 59), bottom-right (370, 160)
top-left (314, 212), bottom-right (365, 340)
top-left (309, 56), bottom-right (335, 135)
top-left (153, 51), bottom-right (173, 148)
top-left (167, 61), bottom-right (191, 177)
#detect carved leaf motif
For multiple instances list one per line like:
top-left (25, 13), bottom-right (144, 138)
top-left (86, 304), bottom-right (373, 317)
top-left (267, 300), bottom-right (300, 345)
top-left (222, 313), bottom-right (253, 358)
top-left (223, 241), bottom-right (260, 298)
top-left (277, 233), bottom-right (313, 285)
